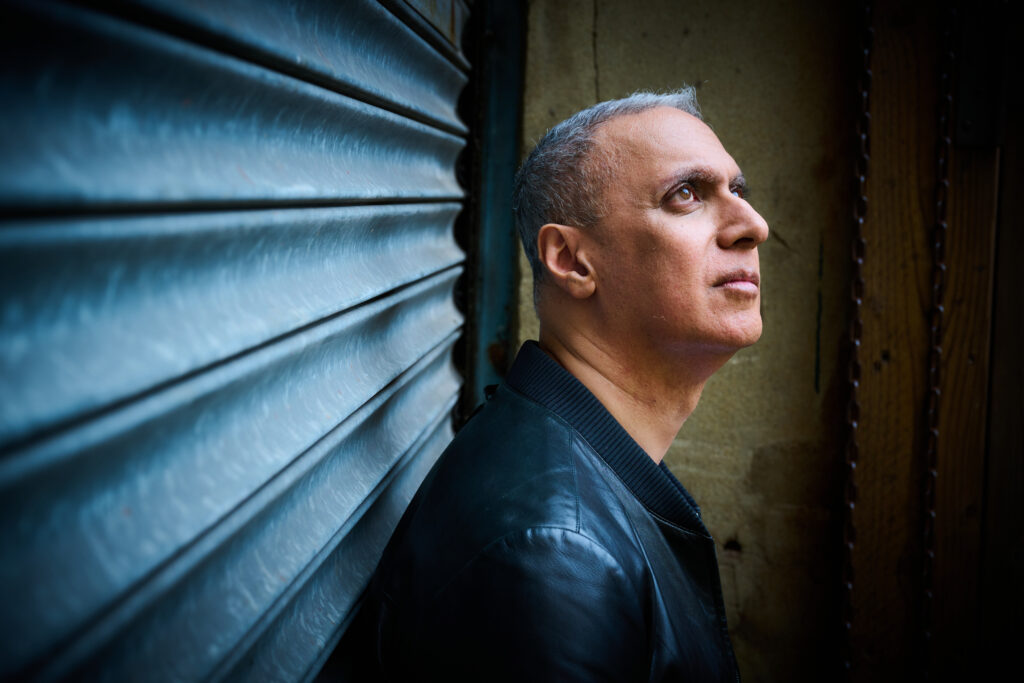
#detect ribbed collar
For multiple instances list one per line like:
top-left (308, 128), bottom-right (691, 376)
top-left (504, 341), bottom-right (708, 536)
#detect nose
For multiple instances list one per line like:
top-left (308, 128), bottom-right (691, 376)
top-left (717, 194), bottom-right (770, 249)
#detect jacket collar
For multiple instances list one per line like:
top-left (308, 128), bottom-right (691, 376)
top-left (504, 341), bottom-right (708, 536)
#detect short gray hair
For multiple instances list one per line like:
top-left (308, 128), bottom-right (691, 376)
top-left (512, 88), bottom-right (702, 292)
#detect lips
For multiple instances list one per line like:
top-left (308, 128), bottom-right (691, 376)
top-left (713, 269), bottom-right (760, 288)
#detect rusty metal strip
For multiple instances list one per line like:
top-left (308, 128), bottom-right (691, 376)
top-left (842, 0), bottom-right (873, 676)
top-left (921, 2), bottom-right (956, 676)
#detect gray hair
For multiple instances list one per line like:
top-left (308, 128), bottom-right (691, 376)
top-left (512, 88), bottom-right (702, 293)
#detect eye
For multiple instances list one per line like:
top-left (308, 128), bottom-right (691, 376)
top-left (674, 184), bottom-right (697, 202)
top-left (731, 187), bottom-right (744, 199)
top-left (664, 183), bottom-right (701, 212)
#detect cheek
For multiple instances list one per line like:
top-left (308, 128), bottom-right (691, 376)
top-left (649, 244), bottom-right (706, 296)
top-left (633, 265), bottom-right (706, 332)
top-left (600, 223), bottom-right (708, 312)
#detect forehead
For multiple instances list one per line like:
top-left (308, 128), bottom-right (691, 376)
top-left (593, 107), bottom-right (739, 185)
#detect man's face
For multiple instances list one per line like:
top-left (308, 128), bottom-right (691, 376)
top-left (586, 106), bottom-right (770, 359)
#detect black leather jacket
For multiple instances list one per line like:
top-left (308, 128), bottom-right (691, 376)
top-left (353, 342), bottom-right (740, 681)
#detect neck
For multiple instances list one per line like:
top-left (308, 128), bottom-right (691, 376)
top-left (538, 324), bottom-right (731, 464)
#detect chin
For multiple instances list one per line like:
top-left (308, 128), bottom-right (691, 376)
top-left (661, 312), bottom-right (763, 356)
top-left (719, 315), bottom-right (763, 350)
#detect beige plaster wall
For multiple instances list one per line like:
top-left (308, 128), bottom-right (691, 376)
top-left (518, 1), bottom-right (852, 679)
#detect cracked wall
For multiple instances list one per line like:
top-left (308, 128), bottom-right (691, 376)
top-left (517, 1), bottom-right (853, 679)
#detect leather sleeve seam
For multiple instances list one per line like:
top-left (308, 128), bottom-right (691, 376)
top-left (428, 525), bottom-right (627, 605)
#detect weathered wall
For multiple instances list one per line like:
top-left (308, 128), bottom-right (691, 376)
top-left (518, 1), bottom-right (853, 679)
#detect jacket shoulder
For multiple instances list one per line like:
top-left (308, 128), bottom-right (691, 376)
top-left (408, 384), bottom-right (583, 550)
top-left (362, 384), bottom-right (663, 680)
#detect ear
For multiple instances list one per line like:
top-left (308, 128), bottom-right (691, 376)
top-left (536, 223), bottom-right (597, 299)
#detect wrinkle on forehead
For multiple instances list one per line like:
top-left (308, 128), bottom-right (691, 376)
top-left (598, 108), bottom-right (739, 197)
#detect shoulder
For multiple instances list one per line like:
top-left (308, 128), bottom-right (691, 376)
top-left (420, 384), bottom-right (583, 539)
top-left (367, 386), bottom-right (654, 679)
top-left (375, 382), bottom-right (646, 599)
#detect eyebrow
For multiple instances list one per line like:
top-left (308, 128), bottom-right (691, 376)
top-left (660, 166), bottom-right (749, 200)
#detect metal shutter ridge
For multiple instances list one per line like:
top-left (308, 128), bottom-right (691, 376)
top-left (0, 1), bottom-right (469, 680)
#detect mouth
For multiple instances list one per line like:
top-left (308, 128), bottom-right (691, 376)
top-left (714, 269), bottom-right (760, 287)
top-left (713, 269), bottom-right (760, 295)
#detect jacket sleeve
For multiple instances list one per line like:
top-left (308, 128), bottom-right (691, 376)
top-left (384, 526), bottom-right (649, 682)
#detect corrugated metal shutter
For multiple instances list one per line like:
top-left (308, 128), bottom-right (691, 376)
top-left (0, 1), bottom-right (469, 680)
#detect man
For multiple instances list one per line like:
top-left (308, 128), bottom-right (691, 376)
top-left (351, 89), bottom-right (768, 680)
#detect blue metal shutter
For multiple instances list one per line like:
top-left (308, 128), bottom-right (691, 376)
top-left (0, 1), bottom-right (469, 680)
